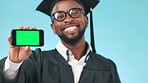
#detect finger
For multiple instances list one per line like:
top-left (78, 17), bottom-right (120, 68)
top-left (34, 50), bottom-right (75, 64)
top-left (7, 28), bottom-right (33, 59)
top-left (24, 46), bottom-right (32, 56)
top-left (24, 46), bottom-right (30, 51)
top-left (32, 26), bottom-right (36, 30)
top-left (18, 26), bottom-right (24, 29)
top-left (25, 26), bottom-right (30, 30)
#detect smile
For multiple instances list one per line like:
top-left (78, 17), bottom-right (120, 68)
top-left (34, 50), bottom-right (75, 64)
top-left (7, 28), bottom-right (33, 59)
top-left (64, 26), bottom-right (77, 33)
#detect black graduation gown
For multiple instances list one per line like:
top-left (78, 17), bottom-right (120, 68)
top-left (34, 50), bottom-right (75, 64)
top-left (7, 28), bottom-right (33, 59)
top-left (0, 48), bottom-right (121, 83)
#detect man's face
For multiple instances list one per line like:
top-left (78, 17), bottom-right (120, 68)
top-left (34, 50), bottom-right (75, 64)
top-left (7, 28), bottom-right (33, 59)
top-left (51, 0), bottom-right (88, 45)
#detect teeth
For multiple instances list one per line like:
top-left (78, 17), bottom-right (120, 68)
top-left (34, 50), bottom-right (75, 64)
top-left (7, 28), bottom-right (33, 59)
top-left (64, 26), bottom-right (77, 32)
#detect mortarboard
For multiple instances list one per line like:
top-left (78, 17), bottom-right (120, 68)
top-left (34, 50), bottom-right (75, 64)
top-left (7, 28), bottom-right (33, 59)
top-left (36, 0), bottom-right (100, 52)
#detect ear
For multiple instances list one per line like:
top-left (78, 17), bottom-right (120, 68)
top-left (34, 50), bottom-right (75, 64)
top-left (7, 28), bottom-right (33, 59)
top-left (84, 16), bottom-right (88, 28)
top-left (51, 23), bottom-right (57, 34)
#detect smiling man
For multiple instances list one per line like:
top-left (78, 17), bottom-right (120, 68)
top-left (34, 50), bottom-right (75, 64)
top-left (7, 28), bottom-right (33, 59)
top-left (0, 0), bottom-right (120, 83)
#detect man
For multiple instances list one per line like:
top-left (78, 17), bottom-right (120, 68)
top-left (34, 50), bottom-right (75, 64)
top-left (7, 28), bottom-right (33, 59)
top-left (0, 0), bottom-right (121, 83)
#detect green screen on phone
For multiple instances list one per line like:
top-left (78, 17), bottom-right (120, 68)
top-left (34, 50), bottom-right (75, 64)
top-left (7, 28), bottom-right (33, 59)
top-left (16, 31), bottom-right (40, 45)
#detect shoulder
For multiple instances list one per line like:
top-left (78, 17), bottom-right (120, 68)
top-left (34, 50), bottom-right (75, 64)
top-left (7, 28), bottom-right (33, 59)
top-left (86, 52), bottom-right (117, 70)
top-left (0, 57), bottom-right (7, 69)
top-left (31, 48), bottom-right (57, 58)
top-left (24, 48), bottom-right (68, 68)
top-left (30, 48), bottom-right (66, 65)
top-left (23, 48), bottom-right (57, 65)
top-left (20, 48), bottom-right (58, 72)
top-left (90, 52), bottom-right (113, 64)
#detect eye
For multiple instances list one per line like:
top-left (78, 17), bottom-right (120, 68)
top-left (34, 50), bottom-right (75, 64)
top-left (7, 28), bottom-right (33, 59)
top-left (54, 12), bottom-right (65, 20)
top-left (71, 11), bottom-right (79, 16)
top-left (70, 8), bottom-right (81, 17)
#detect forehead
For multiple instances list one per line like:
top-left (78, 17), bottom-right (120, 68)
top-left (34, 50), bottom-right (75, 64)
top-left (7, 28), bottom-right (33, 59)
top-left (51, 0), bottom-right (84, 13)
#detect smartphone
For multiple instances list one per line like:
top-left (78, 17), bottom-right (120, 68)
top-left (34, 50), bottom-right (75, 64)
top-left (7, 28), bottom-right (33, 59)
top-left (11, 29), bottom-right (44, 46)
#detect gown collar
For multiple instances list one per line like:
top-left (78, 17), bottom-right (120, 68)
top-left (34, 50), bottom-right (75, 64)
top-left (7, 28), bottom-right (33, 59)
top-left (56, 41), bottom-right (92, 61)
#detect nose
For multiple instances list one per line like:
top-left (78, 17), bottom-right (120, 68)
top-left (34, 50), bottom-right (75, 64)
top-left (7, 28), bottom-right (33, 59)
top-left (64, 13), bottom-right (73, 22)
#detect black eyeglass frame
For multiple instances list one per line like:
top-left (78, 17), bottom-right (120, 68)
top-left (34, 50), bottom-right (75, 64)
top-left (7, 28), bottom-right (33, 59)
top-left (51, 8), bottom-right (85, 22)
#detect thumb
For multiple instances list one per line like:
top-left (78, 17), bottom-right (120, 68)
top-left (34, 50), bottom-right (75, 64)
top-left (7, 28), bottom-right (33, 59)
top-left (24, 46), bottom-right (31, 52)
top-left (8, 35), bottom-right (14, 48)
top-left (24, 46), bottom-right (32, 56)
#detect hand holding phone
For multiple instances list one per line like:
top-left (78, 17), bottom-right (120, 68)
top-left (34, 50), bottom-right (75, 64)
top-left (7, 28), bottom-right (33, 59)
top-left (8, 26), bottom-right (39, 63)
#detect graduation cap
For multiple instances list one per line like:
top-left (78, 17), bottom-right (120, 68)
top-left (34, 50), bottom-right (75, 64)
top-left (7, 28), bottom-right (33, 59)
top-left (36, 0), bottom-right (100, 52)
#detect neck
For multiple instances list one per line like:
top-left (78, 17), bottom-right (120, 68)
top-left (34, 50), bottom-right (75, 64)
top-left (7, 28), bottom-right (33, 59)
top-left (62, 36), bottom-right (87, 60)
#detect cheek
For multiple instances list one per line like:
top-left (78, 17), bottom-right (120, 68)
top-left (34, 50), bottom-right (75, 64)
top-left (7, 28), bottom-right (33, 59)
top-left (81, 19), bottom-right (87, 28)
top-left (52, 22), bottom-right (62, 34)
top-left (79, 16), bottom-right (88, 28)
top-left (51, 23), bottom-right (57, 34)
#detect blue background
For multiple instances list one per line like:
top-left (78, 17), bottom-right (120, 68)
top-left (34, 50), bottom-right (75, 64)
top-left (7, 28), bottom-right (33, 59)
top-left (0, 0), bottom-right (148, 83)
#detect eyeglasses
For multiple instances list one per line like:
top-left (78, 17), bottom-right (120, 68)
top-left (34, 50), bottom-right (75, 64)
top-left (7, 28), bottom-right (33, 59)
top-left (52, 8), bottom-right (85, 22)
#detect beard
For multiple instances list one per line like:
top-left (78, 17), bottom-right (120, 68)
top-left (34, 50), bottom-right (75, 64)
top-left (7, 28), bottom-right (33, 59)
top-left (58, 27), bottom-right (86, 45)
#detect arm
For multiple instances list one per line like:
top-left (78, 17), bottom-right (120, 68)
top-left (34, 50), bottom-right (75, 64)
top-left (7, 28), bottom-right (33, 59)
top-left (0, 57), bottom-right (19, 83)
top-left (0, 26), bottom-right (34, 83)
top-left (3, 56), bottom-right (23, 79)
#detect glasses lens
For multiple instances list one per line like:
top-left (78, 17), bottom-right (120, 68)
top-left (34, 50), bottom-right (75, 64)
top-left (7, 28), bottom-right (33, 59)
top-left (52, 8), bottom-right (83, 22)
top-left (54, 11), bottom-right (66, 21)
top-left (69, 8), bottom-right (81, 18)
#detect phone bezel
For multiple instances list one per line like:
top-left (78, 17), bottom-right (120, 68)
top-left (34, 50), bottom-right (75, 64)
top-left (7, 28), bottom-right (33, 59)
top-left (11, 29), bottom-right (44, 46)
